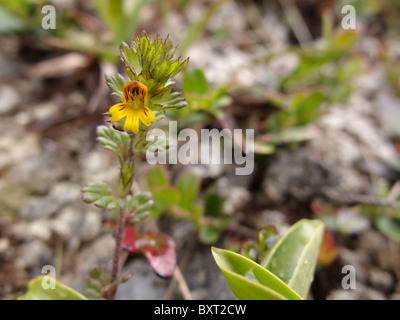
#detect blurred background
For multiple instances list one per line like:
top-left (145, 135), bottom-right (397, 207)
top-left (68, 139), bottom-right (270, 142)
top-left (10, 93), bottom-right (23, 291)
top-left (1, 0), bottom-right (400, 300)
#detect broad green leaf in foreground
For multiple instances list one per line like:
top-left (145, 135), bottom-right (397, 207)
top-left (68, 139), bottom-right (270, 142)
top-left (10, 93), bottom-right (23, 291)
top-left (211, 247), bottom-right (302, 300)
top-left (261, 219), bottom-right (324, 299)
top-left (18, 276), bottom-right (87, 300)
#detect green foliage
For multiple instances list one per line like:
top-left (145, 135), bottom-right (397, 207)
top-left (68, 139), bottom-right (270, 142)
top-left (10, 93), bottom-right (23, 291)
top-left (168, 68), bottom-right (232, 127)
top-left (261, 219), bottom-right (324, 299)
top-left (267, 92), bottom-right (324, 131)
top-left (144, 166), bottom-right (231, 244)
top-left (182, 68), bottom-right (208, 94)
top-left (229, 225), bottom-right (279, 263)
top-left (280, 30), bottom-right (360, 97)
top-left (85, 265), bottom-right (133, 299)
top-left (249, 29), bottom-right (363, 154)
top-left (18, 276), bottom-right (87, 300)
top-left (85, 266), bottom-right (112, 299)
top-left (212, 247), bottom-right (301, 300)
top-left (105, 74), bottom-right (126, 102)
top-left (213, 219), bottom-right (324, 300)
top-left (126, 192), bottom-right (153, 221)
top-left (97, 125), bottom-right (129, 158)
top-left (317, 180), bottom-right (400, 242)
top-left (108, 33), bottom-right (189, 111)
top-left (81, 182), bottom-right (122, 210)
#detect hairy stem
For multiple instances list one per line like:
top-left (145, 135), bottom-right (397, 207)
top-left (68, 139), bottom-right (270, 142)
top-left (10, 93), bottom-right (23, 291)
top-left (106, 133), bottom-right (135, 300)
top-left (106, 207), bottom-right (127, 300)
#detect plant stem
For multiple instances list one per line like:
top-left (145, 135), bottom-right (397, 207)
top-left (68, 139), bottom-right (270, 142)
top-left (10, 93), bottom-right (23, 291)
top-left (106, 207), bottom-right (127, 300)
top-left (106, 133), bottom-right (135, 300)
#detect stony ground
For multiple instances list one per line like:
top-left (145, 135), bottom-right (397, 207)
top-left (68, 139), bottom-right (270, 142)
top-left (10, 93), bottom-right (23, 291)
top-left (1, 0), bottom-right (400, 300)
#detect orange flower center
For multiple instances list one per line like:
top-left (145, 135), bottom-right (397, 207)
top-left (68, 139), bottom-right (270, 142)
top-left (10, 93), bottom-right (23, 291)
top-left (123, 80), bottom-right (148, 110)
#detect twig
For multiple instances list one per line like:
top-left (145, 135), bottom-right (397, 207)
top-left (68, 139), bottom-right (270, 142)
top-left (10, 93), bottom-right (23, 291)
top-left (163, 237), bottom-right (195, 300)
top-left (172, 266), bottom-right (193, 300)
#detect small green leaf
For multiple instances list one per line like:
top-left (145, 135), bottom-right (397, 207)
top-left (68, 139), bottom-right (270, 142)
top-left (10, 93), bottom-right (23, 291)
top-left (183, 68), bottom-right (208, 94)
top-left (152, 186), bottom-right (181, 207)
top-left (97, 125), bottom-right (129, 157)
top-left (146, 165), bottom-right (169, 188)
top-left (212, 247), bottom-right (302, 300)
top-left (85, 265), bottom-right (112, 299)
top-left (144, 131), bottom-right (170, 155)
top-left (261, 219), bottom-right (324, 299)
top-left (120, 41), bottom-right (142, 76)
top-left (126, 192), bottom-right (154, 220)
top-left (18, 276), bottom-right (87, 300)
top-left (82, 182), bottom-right (121, 210)
top-left (204, 193), bottom-right (223, 218)
top-left (105, 73), bottom-right (126, 101)
top-left (176, 172), bottom-right (200, 211)
top-left (199, 217), bottom-right (231, 244)
top-left (154, 91), bottom-right (188, 109)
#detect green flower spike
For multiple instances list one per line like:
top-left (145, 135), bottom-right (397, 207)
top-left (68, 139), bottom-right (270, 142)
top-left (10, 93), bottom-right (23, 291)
top-left (105, 32), bottom-right (189, 133)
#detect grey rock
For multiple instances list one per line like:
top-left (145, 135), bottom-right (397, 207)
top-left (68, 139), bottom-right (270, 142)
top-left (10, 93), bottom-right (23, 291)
top-left (327, 282), bottom-right (386, 300)
top-left (63, 233), bottom-right (115, 293)
top-left (369, 268), bottom-right (394, 292)
top-left (115, 258), bottom-right (169, 300)
top-left (258, 210), bottom-right (290, 235)
top-left (19, 183), bottom-right (81, 220)
top-left (15, 240), bottom-right (52, 272)
top-left (0, 85), bottom-right (20, 115)
top-left (338, 247), bottom-right (369, 284)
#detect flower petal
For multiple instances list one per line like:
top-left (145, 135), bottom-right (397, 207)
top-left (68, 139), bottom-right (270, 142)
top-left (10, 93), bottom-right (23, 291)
top-left (141, 106), bottom-right (156, 126)
top-left (124, 109), bottom-right (140, 134)
top-left (109, 103), bottom-right (127, 123)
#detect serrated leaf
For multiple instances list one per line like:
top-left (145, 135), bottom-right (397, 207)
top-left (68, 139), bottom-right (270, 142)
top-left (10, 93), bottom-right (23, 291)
top-left (154, 92), bottom-right (188, 109)
top-left (126, 192), bottom-right (153, 220)
top-left (145, 133), bottom-right (170, 155)
top-left (85, 265), bottom-right (111, 299)
top-left (120, 41), bottom-right (142, 76)
top-left (105, 73), bottom-right (126, 101)
top-left (169, 58), bottom-right (189, 79)
top-left (97, 125), bottom-right (129, 157)
top-left (82, 182), bottom-right (121, 210)
top-left (212, 247), bottom-right (302, 300)
top-left (18, 276), bottom-right (87, 300)
top-left (81, 182), bottom-right (112, 202)
top-left (261, 219), bottom-right (324, 299)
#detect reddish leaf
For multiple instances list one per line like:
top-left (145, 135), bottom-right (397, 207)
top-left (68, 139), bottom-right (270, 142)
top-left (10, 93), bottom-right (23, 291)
top-left (318, 230), bottom-right (339, 266)
top-left (142, 232), bottom-right (176, 279)
top-left (122, 225), bottom-right (141, 253)
top-left (122, 226), bottom-right (176, 278)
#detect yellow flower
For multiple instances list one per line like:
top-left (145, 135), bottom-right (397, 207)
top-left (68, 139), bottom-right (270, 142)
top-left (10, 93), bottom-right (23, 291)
top-left (109, 80), bottom-right (155, 134)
